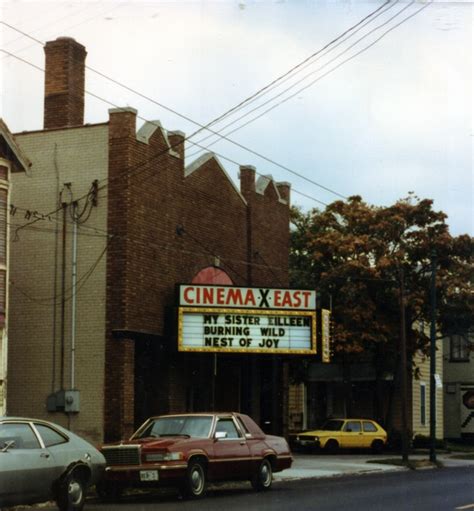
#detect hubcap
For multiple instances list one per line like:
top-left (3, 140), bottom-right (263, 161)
top-left (68, 480), bottom-right (83, 505)
top-left (191, 466), bottom-right (203, 493)
top-left (261, 463), bottom-right (271, 486)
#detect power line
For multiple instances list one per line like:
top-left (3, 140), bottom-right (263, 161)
top-left (188, 0), bottom-right (399, 154)
top-left (3, 2), bottom-right (105, 48)
top-left (10, 237), bottom-right (111, 306)
top-left (1, 21), bottom-right (347, 201)
top-left (4, 2), bottom-right (430, 202)
top-left (3, 3), bottom-right (430, 235)
top-left (1, 2), bottom-right (127, 61)
top-left (188, 1), bottom-right (424, 157)
top-left (1, 46), bottom-right (332, 212)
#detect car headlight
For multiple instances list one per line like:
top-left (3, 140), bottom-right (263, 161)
top-left (146, 452), bottom-right (184, 462)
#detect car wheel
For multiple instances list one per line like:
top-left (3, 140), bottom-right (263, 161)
top-left (371, 440), bottom-right (384, 454)
top-left (324, 439), bottom-right (339, 454)
top-left (56, 470), bottom-right (87, 511)
top-left (251, 458), bottom-right (273, 491)
top-left (181, 459), bottom-right (207, 499)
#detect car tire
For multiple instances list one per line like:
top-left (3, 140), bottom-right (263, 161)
top-left (181, 459), bottom-right (207, 499)
top-left (251, 458), bottom-right (273, 491)
top-left (371, 440), bottom-right (384, 454)
top-left (324, 439), bottom-right (339, 454)
top-left (56, 470), bottom-right (87, 511)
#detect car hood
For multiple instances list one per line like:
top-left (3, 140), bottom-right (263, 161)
top-left (103, 436), bottom-right (191, 449)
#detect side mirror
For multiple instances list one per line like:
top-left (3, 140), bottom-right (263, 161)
top-left (214, 431), bottom-right (227, 441)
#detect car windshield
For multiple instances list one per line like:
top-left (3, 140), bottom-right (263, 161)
top-left (136, 416), bottom-right (213, 439)
top-left (320, 420), bottom-right (344, 431)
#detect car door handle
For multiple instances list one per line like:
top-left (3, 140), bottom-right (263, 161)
top-left (40, 452), bottom-right (50, 458)
top-left (240, 441), bottom-right (246, 445)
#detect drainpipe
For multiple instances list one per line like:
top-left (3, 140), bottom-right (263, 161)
top-left (70, 201), bottom-right (78, 390)
top-left (60, 202), bottom-right (67, 390)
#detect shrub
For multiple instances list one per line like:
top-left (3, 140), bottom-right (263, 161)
top-left (412, 434), bottom-right (446, 450)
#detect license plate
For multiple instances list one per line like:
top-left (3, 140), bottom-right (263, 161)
top-left (140, 470), bottom-right (159, 482)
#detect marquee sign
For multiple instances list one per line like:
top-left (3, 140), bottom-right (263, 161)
top-left (180, 285), bottom-right (316, 310)
top-left (177, 285), bottom-right (317, 355)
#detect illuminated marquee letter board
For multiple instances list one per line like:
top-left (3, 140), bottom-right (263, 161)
top-left (177, 284), bottom-right (317, 355)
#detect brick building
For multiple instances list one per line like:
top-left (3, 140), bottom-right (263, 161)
top-left (8, 37), bottom-right (291, 442)
top-left (0, 120), bottom-right (30, 414)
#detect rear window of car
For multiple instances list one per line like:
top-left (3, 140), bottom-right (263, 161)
top-left (35, 424), bottom-right (68, 447)
top-left (236, 417), bottom-right (250, 436)
top-left (344, 421), bottom-right (361, 433)
top-left (363, 421), bottom-right (378, 432)
top-left (0, 423), bottom-right (40, 449)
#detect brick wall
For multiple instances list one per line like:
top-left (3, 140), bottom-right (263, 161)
top-left (9, 124), bottom-right (108, 443)
top-left (104, 109), bottom-right (290, 438)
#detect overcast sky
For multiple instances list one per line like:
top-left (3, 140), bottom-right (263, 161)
top-left (1, 0), bottom-right (472, 236)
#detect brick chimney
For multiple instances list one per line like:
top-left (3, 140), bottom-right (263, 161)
top-left (44, 37), bottom-right (87, 129)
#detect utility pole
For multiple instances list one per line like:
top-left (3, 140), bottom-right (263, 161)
top-left (429, 253), bottom-right (437, 463)
top-left (399, 267), bottom-right (409, 463)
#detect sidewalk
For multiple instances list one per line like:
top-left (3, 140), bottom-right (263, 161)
top-left (273, 452), bottom-right (474, 481)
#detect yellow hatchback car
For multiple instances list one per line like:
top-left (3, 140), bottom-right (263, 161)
top-left (292, 418), bottom-right (387, 453)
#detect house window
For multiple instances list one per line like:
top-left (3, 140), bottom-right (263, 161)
top-left (420, 383), bottom-right (426, 426)
top-left (450, 335), bottom-right (470, 362)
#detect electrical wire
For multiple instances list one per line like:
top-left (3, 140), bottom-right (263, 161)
top-left (3, 2), bottom-right (431, 204)
top-left (2, 46), bottom-right (331, 229)
top-left (187, 0), bottom-right (401, 155)
top-left (10, 237), bottom-right (111, 306)
top-left (3, 3), bottom-right (431, 240)
top-left (1, 2), bottom-right (127, 61)
top-left (1, 20), bottom-right (347, 200)
top-left (3, 2), bottom-right (106, 48)
top-left (188, 1), bottom-right (423, 157)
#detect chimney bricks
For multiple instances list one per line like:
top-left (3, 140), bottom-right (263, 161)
top-left (44, 37), bottom-right (87, 130)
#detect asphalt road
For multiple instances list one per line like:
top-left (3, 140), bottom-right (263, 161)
top-left (20, 466), bottom-right (474, 511)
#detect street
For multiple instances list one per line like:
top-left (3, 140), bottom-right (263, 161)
top-left (22, 466), bottom-right (474, 511)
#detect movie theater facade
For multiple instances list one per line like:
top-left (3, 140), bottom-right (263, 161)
top-left (7, 36), bottom-right (324, 443)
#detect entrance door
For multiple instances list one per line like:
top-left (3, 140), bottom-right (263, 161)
top-left (214, 358), bottom-right (241, 412)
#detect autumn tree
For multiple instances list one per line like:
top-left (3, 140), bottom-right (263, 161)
top-left (290, 195), bottom-right (473, 423)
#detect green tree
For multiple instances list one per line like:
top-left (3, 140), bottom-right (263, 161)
top-left (290, 195), bottom-right (473, 422)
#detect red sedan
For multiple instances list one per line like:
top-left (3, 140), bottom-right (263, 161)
top-left (99, 412), bottom-right (292, 499)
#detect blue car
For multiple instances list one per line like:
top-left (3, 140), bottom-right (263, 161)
top-left (0, 417), bottom-right (105, 510)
